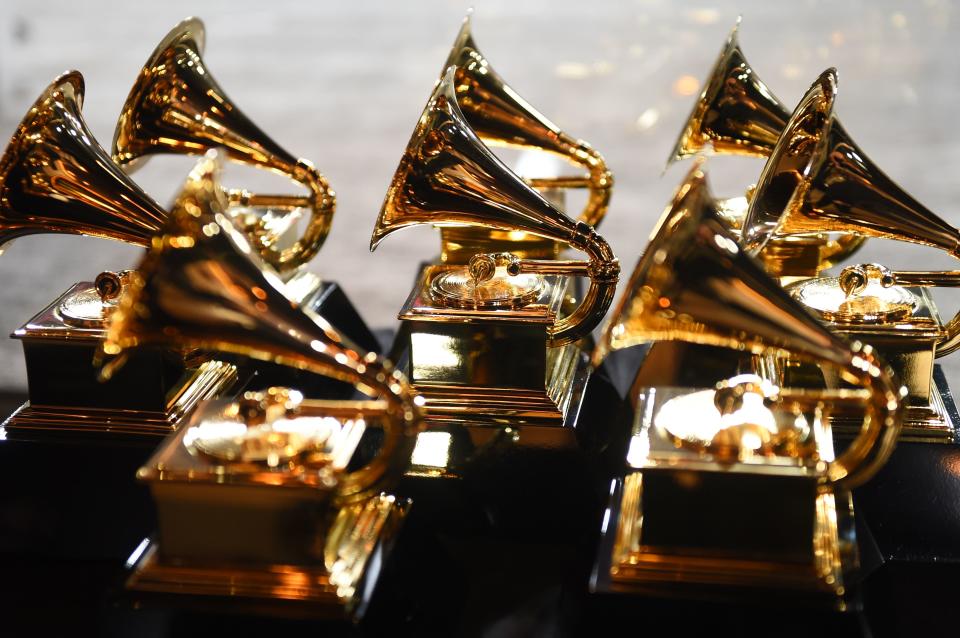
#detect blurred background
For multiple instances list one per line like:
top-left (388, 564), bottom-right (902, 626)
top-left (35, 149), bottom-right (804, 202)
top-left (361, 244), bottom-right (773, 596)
top-left (0, 0), bottom-right (957, 389)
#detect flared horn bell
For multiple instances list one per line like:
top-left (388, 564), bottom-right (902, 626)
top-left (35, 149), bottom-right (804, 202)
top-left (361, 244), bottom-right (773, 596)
top-left (742, 68), bottom-right (960, 258)
top-left (594, 163), bottom-right (902, 490)
top-left (102, 151), bottom-right (421, 502)
top-left (444, 13), bottom-right (612, 227)
top-left (0, 71), bottom-right (167, 250)
top-left (112, 17), bottom-right (334, 272)
top-left (668, 19), bottom-right (790, 165)
top-left (371, 66), bottom-right (619, 346)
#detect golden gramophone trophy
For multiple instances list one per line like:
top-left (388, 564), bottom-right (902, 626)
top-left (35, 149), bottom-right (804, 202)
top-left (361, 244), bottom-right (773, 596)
top-left (742, 68), bottom-right (960, 442)
top-left (432, 12), bottom-right (613, 263)
top-left (370, 67), bottom-right (619, 445)
top-left (591, 165), bottom-right (903, 605)
top-left (667, 19), bottom-right (864, 279)
top-left (105, 152), bottom-right (421, 616)
top-left (111, 17), bottom-right (379, 354)
top-left (0, 71), bottom-right (237, 436)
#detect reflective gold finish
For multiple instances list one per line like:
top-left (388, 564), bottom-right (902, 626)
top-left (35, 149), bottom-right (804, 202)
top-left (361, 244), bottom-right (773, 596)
top-left (104, 151), bottom-right (422, 501)
top-left (593, 165), bottom-right (903, 602)
top-left (742, 69), bottom-right (960, 440)
top-left (744, 68), bottom-right (959, 262)
top-left (0, 72), bottom-right (166, 249)
top-left (436, 13), bottom-right (613, 260)
top-left (0, 73), bottom-right (237, 436)
top-left (112, 17), bottom-right (334, 272)
top-left (668, 22), bottom-right (864, 275)
top-left (668, 19), bottom-right (788, 163)
top-left (595, 164), bottom-right (903, 490)
top-left (371, 67), bottom-right (619, 347)
top-left (109, 152), bottom-right (421, 614)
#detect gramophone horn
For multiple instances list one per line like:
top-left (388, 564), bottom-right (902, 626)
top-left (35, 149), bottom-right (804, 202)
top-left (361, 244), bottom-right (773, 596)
top-left (666, 21), bottom-right (865, 270)
top-left (0, 71), bottom-right (167, 250)
top-left (743, 68), bottom-right (959, 257)
top-left (112, 17), bottom-right (333, 272)
top-left (667, 18), bottom-right (789, 165)
top-left (595, 163), bottom-right (903, 489)
top-left (102, 151), bottom-right (421, 501)
top-left (444, 12), bottom-right (612, 227)
top-left (370, 66), bottom-right (619, 346)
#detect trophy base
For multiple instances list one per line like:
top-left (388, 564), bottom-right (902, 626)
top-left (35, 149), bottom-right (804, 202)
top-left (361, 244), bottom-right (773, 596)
top-left (1, 359), bottom-right (239, 438)
top-left (829, 365), bottom-right (957, 444)
top-left (592, 474), bottom-right (858, 610)
top-left (125, 494), bottom-right (409, 620)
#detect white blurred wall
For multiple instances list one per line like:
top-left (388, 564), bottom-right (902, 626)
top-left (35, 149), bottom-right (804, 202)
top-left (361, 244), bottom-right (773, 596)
top-left (0, 0), bottom-right (957, 388)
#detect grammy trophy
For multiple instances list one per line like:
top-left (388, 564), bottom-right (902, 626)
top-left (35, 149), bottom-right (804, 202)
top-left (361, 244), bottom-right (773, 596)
top-left (744, 68), bottom-right (960, 442)
top-left (0, 72), bottom-right (237, 437)
top-left (591, 164), bottom-right (904, 606)
top-left (104, 151), bottom-right (422, 617)
top-left (111, 17), bottom-right (380, 355)
top-left (433, 13), bottom-right (613, 263)
top-left (371, 66), bottom-right (619, 446)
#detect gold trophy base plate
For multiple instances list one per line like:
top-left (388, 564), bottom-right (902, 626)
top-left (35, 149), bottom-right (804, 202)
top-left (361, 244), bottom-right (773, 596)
top-left (126, 494), bottom-right (409, 619)
top-left (603, 474), bottom-right (855, 609)
top-left (413, 342), bottom-right (589, 444)
top-left (2, 360), bottom-right (238, 437)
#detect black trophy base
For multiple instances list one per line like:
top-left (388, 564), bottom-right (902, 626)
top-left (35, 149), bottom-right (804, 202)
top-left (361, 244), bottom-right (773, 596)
top-left (241, 280), bottom-right (381, 399)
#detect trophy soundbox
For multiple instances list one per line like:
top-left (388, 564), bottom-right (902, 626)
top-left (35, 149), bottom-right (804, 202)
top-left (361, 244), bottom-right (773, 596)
top-left (0, 71), bottom-right (237, 437)
top-left (111, 16), bottom-right (379, 355)
top-left (743, 68), bottom-right (960, 442)
top-left (667, 19), bottom-right (865, 279)
top-left (590, 164), bottom-right (904, 605)
top-left (370, 66), bottom-right (619, 446)
top-left (103, 151), bottom-right (422, 617)
top-left (431, 12), bottom-right (613, 263)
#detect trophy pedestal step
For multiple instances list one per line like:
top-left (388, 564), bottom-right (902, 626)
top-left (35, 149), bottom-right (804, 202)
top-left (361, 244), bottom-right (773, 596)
top-left (3, 359), bottom-right (238, 437)
top-left (124, 495), bottom-right (409, 621)
top-left (831, 365), bottom-right (958, 444)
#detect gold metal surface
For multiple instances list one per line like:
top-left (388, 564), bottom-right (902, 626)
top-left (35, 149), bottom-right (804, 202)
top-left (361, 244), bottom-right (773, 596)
top-left (127, 493), bottom-right (408, 615)
top-left (434, 12), bottom-right (612, 259)
top-left (112, 17), bottom-right (334, 272)
top-left (594, 164), bottom-right (904, 490)
top-left (0, 71), bottom-right (166, 248)
top-left (103, 151), bottom-right (422, 502)
top-left (744, 68), bottom-right (959, 259)
top-left (785, 278), bottom-right (954, 442)
top-left (790, 275), bottom-right (919, 325)
top-left (668, 21), bottom-right (864, 274)
top-left (3, 359), bottom-right (237, 437)
top-left (371, 66), bottom-right (619, 346)
top-left (743, 69), bottom-right (960, 360)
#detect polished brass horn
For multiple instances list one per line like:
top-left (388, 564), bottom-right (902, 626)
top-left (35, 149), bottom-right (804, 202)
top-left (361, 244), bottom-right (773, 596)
top-left (445, 12), bottom-right (612, 229)
top-left (667, 21), bottom-right (864, 273)
top-left (0, 71), bottom-right (167, 249)
top-left (594, 163), bottom-right (903, 489)
top-left (112, 17), bottom-right (333, 272)
top-left (370, 66), bottom-right (619, 347)
top-left (744, 68), bottom-right (960, 355)
top-left (668, 18), bottom-right (789, 164)
top-left (102, 151), bottom-right (421, 501)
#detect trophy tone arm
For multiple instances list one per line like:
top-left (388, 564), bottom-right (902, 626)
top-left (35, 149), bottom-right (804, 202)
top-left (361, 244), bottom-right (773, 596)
top-left (469, 223), bottom-right (619, 347)
top-left (839, 263), bottom-right (960, 358)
